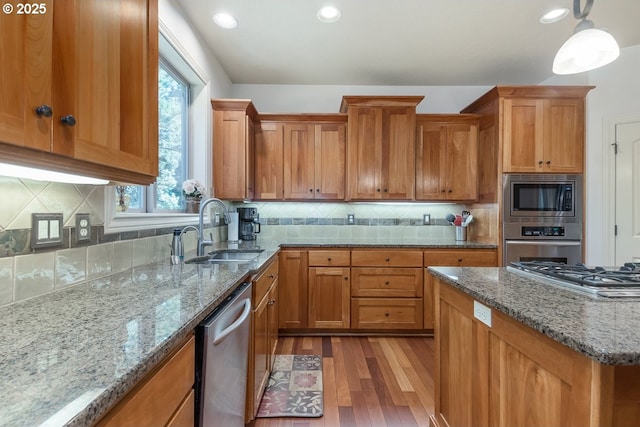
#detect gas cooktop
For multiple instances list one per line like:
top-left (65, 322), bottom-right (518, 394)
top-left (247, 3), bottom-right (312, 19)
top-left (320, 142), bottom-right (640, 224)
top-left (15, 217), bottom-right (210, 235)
top-left (507, 261), bottom-right (640, 298)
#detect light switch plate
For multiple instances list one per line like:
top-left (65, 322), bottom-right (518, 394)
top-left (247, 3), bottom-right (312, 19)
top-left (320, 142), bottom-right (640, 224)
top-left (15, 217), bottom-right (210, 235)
top-left (423, 214), bottom-right (431, 225)
top-left (75, 213), bottom-right (91, 243)
top-left (31, 213), bottom-right (64, 249)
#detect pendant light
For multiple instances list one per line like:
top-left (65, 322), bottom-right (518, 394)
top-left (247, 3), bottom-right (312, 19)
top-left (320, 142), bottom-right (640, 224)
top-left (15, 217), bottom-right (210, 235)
top-left (552, 0), bottom-right (620, 75)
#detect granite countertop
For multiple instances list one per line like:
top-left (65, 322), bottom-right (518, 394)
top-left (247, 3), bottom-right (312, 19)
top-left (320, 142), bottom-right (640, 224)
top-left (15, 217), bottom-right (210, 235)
top-left (428, 266), bottom-right (640, 366)
top-left (0, 243), bottom-right (278, 427)
top-left (0, 236), bottom-right (493, 426)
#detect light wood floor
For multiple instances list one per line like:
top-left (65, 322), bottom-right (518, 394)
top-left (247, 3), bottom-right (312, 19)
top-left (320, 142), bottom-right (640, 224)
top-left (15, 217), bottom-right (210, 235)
top-left (249, 336), bottom-right (435, 427)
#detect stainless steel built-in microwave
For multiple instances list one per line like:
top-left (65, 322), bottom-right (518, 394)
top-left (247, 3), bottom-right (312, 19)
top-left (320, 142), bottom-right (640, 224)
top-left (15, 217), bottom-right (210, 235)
top-left (503, 174), bottom-right (582, 222)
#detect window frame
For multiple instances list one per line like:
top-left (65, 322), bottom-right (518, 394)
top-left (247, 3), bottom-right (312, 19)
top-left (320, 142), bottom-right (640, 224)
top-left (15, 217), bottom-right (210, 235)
top-left (104, 23), bottom-right (211, 233)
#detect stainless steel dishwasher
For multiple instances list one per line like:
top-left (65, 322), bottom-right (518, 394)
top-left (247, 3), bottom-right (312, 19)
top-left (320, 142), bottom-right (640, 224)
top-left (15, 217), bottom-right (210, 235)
top-left (196, 282), bottom-right (252, 427)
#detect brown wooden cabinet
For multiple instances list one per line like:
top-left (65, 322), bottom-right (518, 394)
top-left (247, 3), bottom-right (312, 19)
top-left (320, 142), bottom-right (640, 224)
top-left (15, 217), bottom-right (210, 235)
top-left (350, 249), bottom-right (423, 329)
top-left (340, 96), bottom-right (423, 200)
top-left (503, 97), bottom-right (586, 173)
top-left (255, 121), bottom-right (284, 200)
top-left (308, 250), bottom-right (351, 328)
top-left (212, 99), bottom-right (257, 200)
top-left (423, 249), bottom-right (497, 329)
top-left (416, 115), bottom-right (479, 201)
top-left (247, 257), bottom-right (279, 422)
top-left (432, 276), bottom-right (640, 427)
top-left (283, 119), bottom-right (347, 200)
top-left (97, 335), bottom-right (194, 427)
top-left (278, 249), bottom-right (308, 330)
top-left (0, 0), bottom-right (158, 185)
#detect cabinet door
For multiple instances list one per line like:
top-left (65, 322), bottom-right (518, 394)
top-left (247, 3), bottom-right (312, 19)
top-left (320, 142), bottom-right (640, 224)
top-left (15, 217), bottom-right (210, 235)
top-left (346, 107), bottom-right (380, 199)
top-left (53, 0), bottom-right (158, 177)
top-left (315, 123), bottom-right (346, 200)
top-left (213, 109), bottom-right (254, 200)
top-left (283, 123), bottom-right (315, 199)
top-left (502, 98), bottom-right (544, 173)
top-left (255, 122), bottom-right (284, 199)
top-left (0, 5), bottom-right (52, 151)
top-left (543, 98), bottom-right (584, 173)
top-left (278, 250), bottom-right (308, 329)
top-left (308, 267), bottom-right (350, 328)
top-left (444, 123), bottom-right (478, 200)
top-left (416, 123), bottom-right (446, 200)
top-left (380, 107), bottom-right (415, 199)
top-left (252, 293), bottom-right (269, 415)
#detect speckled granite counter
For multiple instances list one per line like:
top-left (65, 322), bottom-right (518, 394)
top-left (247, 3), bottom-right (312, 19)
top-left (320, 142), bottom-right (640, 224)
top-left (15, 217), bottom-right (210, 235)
top-left (0, 236), bottom-right (494, 427)
top-left (0, 245), bottom-right (278, 427)
top-left (428, 266), bottom-right (640, 365)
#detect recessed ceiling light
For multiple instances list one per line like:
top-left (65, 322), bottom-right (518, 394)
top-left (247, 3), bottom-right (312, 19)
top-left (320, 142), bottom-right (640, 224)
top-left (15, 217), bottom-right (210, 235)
top-left (317, 6), bottom-right (341, 23)
top-left (212, 12), bottom-right (238, 29)
top-left (540, 8), bottom-right (569, 24)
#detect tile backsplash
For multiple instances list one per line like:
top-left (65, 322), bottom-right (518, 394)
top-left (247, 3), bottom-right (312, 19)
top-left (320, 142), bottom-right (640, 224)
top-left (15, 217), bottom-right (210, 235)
top-left (0, 176), bottom-right (468, 306)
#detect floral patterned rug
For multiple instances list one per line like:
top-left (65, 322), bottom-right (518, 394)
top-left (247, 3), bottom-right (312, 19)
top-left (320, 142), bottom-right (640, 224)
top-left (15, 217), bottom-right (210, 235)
top-left (256, 354), bottom-right (324, 418)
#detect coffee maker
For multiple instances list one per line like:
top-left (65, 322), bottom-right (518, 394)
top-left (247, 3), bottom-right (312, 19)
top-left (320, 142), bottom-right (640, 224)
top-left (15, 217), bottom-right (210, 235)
top-left (237, 207), bottom-right (261, 240)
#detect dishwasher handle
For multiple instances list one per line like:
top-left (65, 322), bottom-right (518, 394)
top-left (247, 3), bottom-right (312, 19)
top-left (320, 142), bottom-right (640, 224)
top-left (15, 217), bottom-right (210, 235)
top-left (212, 298), bottom-right (251, 345)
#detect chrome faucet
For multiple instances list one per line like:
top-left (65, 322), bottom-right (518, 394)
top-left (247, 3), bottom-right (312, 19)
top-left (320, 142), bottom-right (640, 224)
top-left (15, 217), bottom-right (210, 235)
top-left (197, 197), bottom-right (231, 256)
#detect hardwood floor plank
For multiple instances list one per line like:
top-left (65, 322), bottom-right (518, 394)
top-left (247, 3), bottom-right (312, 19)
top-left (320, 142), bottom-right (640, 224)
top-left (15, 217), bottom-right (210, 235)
top-left (322, 336), bottom-right (333, 357)
top-left (350, 390), bottom-right (372, 427)
top-left (374, 339), bottom-right (414, 395)
top-left (360, 378), bottom-right (387, 426)
top-left (368, 340), bottom-right (408, 406)
top-left (404, 391), bottom-right (432, 427)
top-left (340, 338), bottom-right (364, 393)
top-left (396, 405), bottom-right (419, 427)
top-left (321, 357), bottom-right (340, 427)
top-left (332, 337), bottom-right (354, 406)
top-left (338, 406), bottom-right (356, 426)
top-left (346, 337), bottom-right (372, 380)
top-left (398, 338), bottom-right (435, 414)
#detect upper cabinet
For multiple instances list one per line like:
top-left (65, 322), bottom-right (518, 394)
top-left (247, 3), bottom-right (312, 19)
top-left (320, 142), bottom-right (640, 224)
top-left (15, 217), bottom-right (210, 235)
top-left (340, 96), bottom-right (423, 201)
top-left (212, 99), bottom-right (258, 200)
top-left (0, 0), bottom-right (159, 184)
top-left (416, 114), bottom-right (479, 201)
top-left (282, 117), bottom-right (346, 200)
top-left (254, 120), bottom-right (284, 200)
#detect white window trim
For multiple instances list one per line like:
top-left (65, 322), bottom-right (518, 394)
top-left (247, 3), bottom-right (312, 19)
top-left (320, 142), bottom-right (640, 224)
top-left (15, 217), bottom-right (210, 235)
top-left (104, 19), bottom-right (211, 234)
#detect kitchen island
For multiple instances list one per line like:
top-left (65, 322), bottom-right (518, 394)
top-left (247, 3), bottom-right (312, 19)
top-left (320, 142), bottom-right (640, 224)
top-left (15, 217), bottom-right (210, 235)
top-left (428, 266), bottom-right (640, 427)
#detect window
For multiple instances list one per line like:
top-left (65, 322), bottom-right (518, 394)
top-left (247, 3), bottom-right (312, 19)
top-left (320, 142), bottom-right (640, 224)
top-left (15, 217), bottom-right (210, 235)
top-left (105, 29), bottom-right (210, 233)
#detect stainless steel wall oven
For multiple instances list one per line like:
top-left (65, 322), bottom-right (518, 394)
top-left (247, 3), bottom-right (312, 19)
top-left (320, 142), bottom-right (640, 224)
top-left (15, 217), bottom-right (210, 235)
top-left (503, 174), bottom-right (583, 266)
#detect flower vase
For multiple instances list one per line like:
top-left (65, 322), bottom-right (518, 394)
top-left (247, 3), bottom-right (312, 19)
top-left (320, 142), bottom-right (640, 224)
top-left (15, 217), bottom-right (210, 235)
top-left (185, 197), bottom-right (201, 214)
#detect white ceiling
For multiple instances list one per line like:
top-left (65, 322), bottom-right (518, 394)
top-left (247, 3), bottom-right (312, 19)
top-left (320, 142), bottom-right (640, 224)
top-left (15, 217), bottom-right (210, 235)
top-left (177, 0), bottom-right (640, 86)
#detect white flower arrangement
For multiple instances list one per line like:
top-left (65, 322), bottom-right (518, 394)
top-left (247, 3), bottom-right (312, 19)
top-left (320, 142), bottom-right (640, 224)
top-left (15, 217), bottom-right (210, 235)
top-left (182, 179), bottom-right (205, 199)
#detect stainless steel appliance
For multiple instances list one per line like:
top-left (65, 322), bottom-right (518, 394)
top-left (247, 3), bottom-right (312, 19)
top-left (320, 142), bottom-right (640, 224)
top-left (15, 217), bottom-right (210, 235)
top-left (508, 261), bottom-right (640, 298)
top-left (196, 282), bottom-right (252, 427)
top-left (503, 174), bottom-right (583, 266)
top-left (237, 207), bottom-right (261, 241)
top-left (503, 174), bottom-right (582, 221)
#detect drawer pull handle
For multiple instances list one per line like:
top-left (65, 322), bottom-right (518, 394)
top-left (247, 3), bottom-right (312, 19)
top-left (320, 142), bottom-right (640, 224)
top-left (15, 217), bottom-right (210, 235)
top-left (385, 281), bottom-right (390, 285)
top-left (327, 257), bottom-right (332, 261)
top-left (385, 257), bottom-right (390, 262)
top-left (458, 258), bottom-right (463, 263)
top-left (385, 312), bottom-right (390, 317)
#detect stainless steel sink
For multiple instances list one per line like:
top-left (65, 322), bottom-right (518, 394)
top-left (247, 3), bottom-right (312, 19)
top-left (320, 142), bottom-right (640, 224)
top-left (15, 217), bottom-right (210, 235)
top-left (185, 249), bottom-right (264, 265)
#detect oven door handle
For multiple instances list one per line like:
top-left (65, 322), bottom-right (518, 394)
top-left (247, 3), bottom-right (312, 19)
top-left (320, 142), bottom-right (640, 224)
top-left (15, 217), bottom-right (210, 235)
top-left (505, 240), bottom-right (581, 246)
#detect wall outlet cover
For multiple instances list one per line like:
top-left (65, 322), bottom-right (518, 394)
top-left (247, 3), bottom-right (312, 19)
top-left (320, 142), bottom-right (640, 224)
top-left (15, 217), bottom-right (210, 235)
top-left (347, 213), bottom-right (355, 225)
top-left (75, 213), bottom-right (91, 243)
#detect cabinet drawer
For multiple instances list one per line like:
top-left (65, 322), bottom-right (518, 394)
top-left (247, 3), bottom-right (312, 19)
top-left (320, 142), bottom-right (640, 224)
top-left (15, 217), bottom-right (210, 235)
top-left (424, 249), bottom-right (497, 267)
top-left (351, 250), bottom-right (423, 267)
top-left (351, 268), bottom-right (423, 297)
top-left (308, 250), bottom-right (350, 266)
top-left (351, 298), bottom-right (423, 329)
top-left (253, 258), bottom-right (279, 307)
top-left (98, 335), bottom-right (195, 427)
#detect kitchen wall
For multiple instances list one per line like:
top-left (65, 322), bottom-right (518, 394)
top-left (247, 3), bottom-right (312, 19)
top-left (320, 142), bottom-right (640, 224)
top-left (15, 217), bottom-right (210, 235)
top-left (542, 44), bottom-right (640, 264)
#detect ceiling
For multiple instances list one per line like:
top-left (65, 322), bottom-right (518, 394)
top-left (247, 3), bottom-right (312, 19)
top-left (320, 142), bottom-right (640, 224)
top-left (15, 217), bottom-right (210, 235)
top-left (177, 0), bottom-right (640, 86)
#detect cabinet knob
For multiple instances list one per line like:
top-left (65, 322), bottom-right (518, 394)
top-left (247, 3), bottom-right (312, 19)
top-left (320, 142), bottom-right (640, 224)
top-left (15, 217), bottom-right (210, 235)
top-left (385, 281), bottom-right (390, 285)
top-left (268, 274), bottom-right (275, 279)
top-left (385, 257), bottom-right (390, 262)
top-left (344, 276), bottom-right (349, 280)
top-left (546, 160), bottom-right (551, 165)
top-left (383, 188), bottom-right (388, 193)
top-left (309, 189), bottom-right (313, 192)
top-left (385, 312), bottom-right (390, 317)
top-left (268, 299), bottom-right (276, 305)
top-left (316, 189), bottom-right (320, 192)
top-left (35, 105), bottom-right (52, 118)
top-left (538, 160), bottom-right (543, 166)
top-left (458, 258), bottom-right (463, 263)
top-left (441, 189), bottom-right (446, 193)
top-left (60, 115), bottom-right (76, 127)
top-left (448, 189), bottom-right (453, 193)
top-left (377, 188), bottom-right (381, 192)
top-left (327, 257), bottom-right (332, 261)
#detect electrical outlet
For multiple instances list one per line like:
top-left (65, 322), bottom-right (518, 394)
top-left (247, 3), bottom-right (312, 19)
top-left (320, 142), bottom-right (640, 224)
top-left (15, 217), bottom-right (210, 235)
top-left (347, 213), bottom-right (355, 225)
top-left (473, 301), bottom-right (492, 327)
top-left (423, 214), bottom-right (431, 225)
top-left (75, 213), bottom-right (91, 243)
top-left (214, 212), bottom-right (221, 226)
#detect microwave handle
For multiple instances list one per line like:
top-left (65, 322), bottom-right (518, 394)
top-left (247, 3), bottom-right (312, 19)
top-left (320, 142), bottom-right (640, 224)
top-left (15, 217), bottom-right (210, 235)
top-left (505, 240), bottom-right (581, 246)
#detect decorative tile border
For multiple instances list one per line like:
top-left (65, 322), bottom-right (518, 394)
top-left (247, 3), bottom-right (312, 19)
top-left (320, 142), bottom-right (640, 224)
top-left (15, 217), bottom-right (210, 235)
top-left (261, 217), bottom-right (451, 226)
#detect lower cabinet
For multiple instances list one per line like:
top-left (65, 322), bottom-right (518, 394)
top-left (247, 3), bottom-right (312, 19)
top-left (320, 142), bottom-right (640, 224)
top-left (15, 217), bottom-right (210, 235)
top-left (423, 249), bottom-right (497, 329)
top-left (97, 335), bottom-right (195, 427)
top-left (432, 276), bottom-right (640, 427)
top-left (278, 249), bottom-right (308, 329)
top-left (308, 250), bottom-right (351, 328)
top-left (246, 257), bottom-right (279, 422)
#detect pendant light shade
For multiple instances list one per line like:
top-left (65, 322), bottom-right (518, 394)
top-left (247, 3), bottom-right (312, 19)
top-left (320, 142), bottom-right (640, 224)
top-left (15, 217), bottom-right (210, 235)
top-left (552, 0), bottom-right (620, 75)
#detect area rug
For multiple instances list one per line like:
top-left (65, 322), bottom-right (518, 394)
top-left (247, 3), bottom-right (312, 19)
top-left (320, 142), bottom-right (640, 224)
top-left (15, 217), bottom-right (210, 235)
top-left (256, 354), bottom-right (324, 418)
